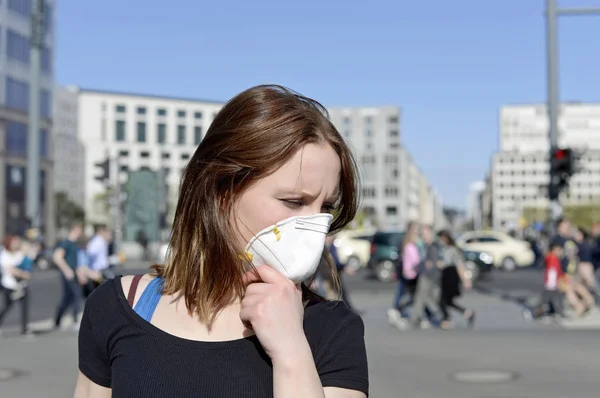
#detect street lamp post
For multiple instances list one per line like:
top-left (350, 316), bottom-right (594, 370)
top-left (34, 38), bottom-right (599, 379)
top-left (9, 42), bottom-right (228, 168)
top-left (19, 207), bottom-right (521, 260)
top-left (545, 0), bottom-right (600, 231)
top-left (26, 0), bottom-right (45, 233)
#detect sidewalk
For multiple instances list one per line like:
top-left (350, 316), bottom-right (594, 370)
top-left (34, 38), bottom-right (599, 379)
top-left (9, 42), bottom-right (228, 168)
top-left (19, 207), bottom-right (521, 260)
top-left (0, 330), bottom-right (78, 397)
top-left (1, 289), bottom-right (600, 397)
top-left (354, 288), bottom-right (600, 331)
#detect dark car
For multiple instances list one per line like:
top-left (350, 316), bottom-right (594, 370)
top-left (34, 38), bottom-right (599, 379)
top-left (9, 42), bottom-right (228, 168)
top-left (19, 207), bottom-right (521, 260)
top-left (367, 230), bottom-right (494, 282)
top-left (367, 231), bottom-right (404, 282)
top-left (462, 250), bottom-right (494, 281)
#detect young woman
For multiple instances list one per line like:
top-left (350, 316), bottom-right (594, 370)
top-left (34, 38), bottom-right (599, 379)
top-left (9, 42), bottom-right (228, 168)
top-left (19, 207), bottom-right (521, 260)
top-left (75, 85), bottom-right (368, 397)
top-left (437, 230), bottom-right (475, 330)
top-left (387, 221), bottom-right (419, 325)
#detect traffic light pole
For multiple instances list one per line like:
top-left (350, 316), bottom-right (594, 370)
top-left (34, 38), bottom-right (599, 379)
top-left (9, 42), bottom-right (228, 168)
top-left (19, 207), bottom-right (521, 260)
top-left (25, 0), bottom-right (44, 232)
top-left (112, 156), bottom-right (123, 253)
top-left (545, 0), bottom-right (600, 232)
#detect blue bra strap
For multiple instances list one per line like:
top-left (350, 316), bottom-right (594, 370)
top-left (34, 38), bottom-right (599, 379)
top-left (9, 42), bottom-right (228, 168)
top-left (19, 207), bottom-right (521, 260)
top-left (133, 277), bottom-right (164, 322)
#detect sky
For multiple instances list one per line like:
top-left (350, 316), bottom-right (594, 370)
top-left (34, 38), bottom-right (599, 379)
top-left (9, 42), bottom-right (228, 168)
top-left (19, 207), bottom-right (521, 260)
top-left (55, 0), bottom-right (600, 208)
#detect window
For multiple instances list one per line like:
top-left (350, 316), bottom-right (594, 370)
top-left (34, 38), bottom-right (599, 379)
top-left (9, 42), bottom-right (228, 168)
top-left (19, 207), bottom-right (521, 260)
top-left (5, 77), bottom-right (28, 111)
top-left (389, 130), bottom-right (399, 137)
top-left (5, 121), bottom-right (26, 155)
top-left (137, 122), bottom-right (147, 142)
top-left (5, 121), bottom-right (47, 157)
top-left (161, 152), bottom-right (170, 160)
top-left (137, 107), bottom-right (147, 115)
top-left (115, 120), bottom-right (126, 142)
top-left (43, 2), bottom-right (53, 33)
top-left (178, 125), bottom-right (186, 145)
top-left (119, 165), bottom-right (129, 173)
top-left (118, 150), bottom-right (129, 157)
top-left (5, 78), bottom-right (51, 116)
top-left (115, 105), bottom-right (126, 113)
top-left (40, 129), bottom-right (48, 158)
top-left (41, 47), bottom-right (52, 74)
top-left (8, 0), bottom-right (31, 17)
top-left (386, 206), bottom-right (397, 216)
top-left (194, 111), bottom-right (203, 119)
top-left (157, 108), bottom-right (167, 116)
top-left (181, 153), bottom-right (190, 160)
top-left (388, 116), bottom-right (399, 124)
top-left (157, 123), bottom-right (167, 144)
top-left (365, 116), bottom-right (373, 125)
top-left (140, 151), bottom-right (150, 158)
top-left (40, 90), bottom-right (51, 118)
top-left (7, 29), bottom-right (29, 64)
top-left (385, 187), bottom-right (398, 197)
top-left (194, 126), bottom-right (203, 145)
top-left (140, 166), bottom-right (151, 172)
top-left (177, 110), bottom-right (186, 118)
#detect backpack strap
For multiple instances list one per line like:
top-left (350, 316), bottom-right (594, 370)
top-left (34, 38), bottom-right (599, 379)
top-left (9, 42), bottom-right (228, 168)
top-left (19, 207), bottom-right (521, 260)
top-left (133, 277), bottom-right (164, 322)
top-left (127, 274), bottom-right (143, 307)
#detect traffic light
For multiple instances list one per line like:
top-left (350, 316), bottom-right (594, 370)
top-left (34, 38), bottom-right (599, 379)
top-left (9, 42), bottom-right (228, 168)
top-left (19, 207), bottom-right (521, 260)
top-left (94, 158), bottom-right (110, 183)
top-left (550, 148), bottom-right (574, 179)
top-left (548, 147), bottom-right (577, 200)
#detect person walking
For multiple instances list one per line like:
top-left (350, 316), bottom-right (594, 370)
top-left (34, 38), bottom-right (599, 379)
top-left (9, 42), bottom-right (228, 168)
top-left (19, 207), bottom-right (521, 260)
top-left (437, 230), bottom-right (475, 330)
top-left (53, 222), bottom-right (84, 331)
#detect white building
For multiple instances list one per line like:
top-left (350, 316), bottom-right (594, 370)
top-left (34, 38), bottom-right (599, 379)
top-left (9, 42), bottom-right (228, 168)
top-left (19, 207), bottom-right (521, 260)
top-left (71, 89), bottom-right (443, 235)
top-left (0, 0), bottom-right (56, 241)
top-left (491, 103), bottom-right (600, 228)
top-left (466, 180), bottom-right (486, 229)
top-left (53, 86), bottom-right (85, 207)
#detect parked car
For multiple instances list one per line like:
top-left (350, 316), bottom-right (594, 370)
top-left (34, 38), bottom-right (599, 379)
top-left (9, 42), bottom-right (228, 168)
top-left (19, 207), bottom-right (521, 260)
top-left (456, 230), bottom-right (535, 271)
top-left (367, 230), bottom-right (494, 282)
top-left (366, 230), bottom-right (404, 282)
top-left (332, 229), bottom-right (374, 269)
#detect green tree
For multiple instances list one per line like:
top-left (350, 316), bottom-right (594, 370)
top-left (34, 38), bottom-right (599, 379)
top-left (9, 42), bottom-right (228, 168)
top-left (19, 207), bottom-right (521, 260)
top-left (55, 192), bottom-right (85, 229)
top-left (522, 203), bottom-right (600, 229)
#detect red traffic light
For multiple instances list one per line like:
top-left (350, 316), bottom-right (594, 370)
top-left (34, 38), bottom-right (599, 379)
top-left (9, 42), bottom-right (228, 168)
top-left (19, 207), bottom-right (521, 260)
top-left (554, 149), bottom-right (567, 160)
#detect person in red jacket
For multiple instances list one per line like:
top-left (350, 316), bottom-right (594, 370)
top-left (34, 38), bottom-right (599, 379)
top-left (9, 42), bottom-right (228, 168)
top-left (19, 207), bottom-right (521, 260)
top-left (525, 242), bottom-right (565, 320)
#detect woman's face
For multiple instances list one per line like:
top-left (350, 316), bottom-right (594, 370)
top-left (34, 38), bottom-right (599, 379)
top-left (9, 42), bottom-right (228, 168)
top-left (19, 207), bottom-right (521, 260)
top-left (233, 143), bottom-right (341, 250)
top-left (574, 230), bottom-right (583, 242)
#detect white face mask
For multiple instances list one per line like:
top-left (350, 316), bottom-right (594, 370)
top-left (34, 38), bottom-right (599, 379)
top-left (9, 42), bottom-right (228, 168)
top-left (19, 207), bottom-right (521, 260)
top-left (244, 213), bottom-right (334, 283)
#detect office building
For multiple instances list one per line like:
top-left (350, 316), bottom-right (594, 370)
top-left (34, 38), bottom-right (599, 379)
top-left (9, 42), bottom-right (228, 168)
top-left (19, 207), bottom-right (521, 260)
top-left (53, 85), bottom-right (85, 207)
top-left (0, 0), bottom-right (56, 240)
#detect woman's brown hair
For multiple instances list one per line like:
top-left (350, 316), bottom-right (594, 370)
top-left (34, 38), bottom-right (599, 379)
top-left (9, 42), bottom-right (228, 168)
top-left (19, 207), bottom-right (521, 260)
top-left (154, 85), bottom-right (360, 325)
top-left (400, 221), bottom-right (418, 254)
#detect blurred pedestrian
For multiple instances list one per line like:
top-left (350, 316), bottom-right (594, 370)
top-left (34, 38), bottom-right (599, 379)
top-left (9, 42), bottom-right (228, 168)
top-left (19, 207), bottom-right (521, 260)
top-left (326, 234), bottom-right (359, 313)
top-left (524, 242), bottom-right (566, 321)
top-left (574, 227), bottom-right (598, 299)
top-left (402, 225), bottom-right (441, 329)
top-left (0, 235), bottom-right (33, 337)
top-left (53, 221), bottom-right (84, 331)
top-left (86, 225), bottom-right (114, 288)
top-left (437, 230), bottom-right (475, 330)
top-left (387, 221), bottom-right (420, 326)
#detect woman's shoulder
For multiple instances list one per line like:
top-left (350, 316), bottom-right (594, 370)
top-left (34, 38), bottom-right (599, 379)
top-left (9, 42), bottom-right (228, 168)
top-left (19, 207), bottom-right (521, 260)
top-left (304, 300), bottom-right (365, 343)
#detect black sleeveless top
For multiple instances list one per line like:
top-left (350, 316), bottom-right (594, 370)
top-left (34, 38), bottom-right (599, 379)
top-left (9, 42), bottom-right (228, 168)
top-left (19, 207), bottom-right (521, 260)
top-left (78, 276), bottom-right (369, 397)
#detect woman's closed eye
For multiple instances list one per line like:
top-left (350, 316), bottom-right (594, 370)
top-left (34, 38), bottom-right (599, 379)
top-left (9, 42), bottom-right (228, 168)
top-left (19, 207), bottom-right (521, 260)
top-left (280, 199), bottom-right (336, 213)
